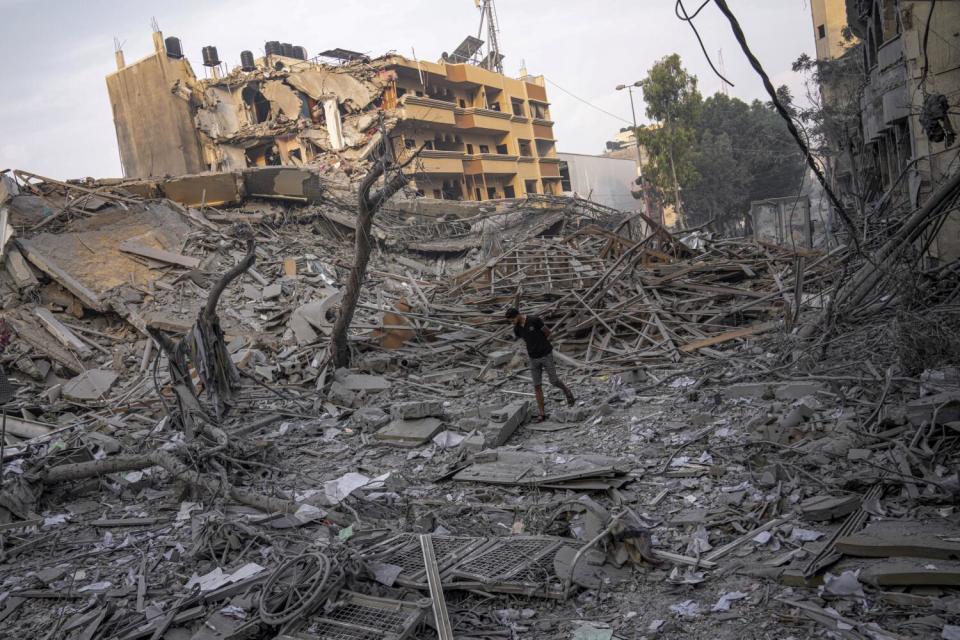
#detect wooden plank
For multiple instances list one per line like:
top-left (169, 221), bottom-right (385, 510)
top-left (34, 307), bottom-right (92, 359)
top-left (679, 321), bottom-right (778, 353)
top-left (118, 240), bottom-right (200, 269)
top-left (836, 520), bottom-right (960, 561)
top-left (2, 415), bottom-right (57, 439)
top-left (16, 239), bottom-right (103, 311)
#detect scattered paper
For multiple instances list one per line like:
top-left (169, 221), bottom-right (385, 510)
top-left (432, 431), bottom-right (466, 449)
top-left (43, 514), bottom-right (69, 528)
top-left (185, 563), bottom-right (264, 592)
top-left (368, 561), bottom-right (403, 586)
top-left (324, 472), bottom-right (371, 504)
top-left (711, 591), bottom-right (748, 612)
top-left (669, 600), bottom-right (700, 618)
top-left (790, 527), bottom-right (824, 542)
top-left (822, 570), bottom-right (865, 600)
top-left (293, 503), bottom-right (326, 524)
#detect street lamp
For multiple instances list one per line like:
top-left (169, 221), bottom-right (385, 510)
top-left (617, 81), bottom-right (653, 219)
top-left (615, 81), bottom-right (643, 175)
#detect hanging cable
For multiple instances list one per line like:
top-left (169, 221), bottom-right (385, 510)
top-left (675, 0), bottom-right (735, 87)
top-left (709, 0), bottom-right (861, 253)
top-left (920, 0), bottom-right (937, 91)
top-left (545, 78), bottom-right (633, 125)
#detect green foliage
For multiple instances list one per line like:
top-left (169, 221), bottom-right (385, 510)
top-left (637, 54), bottom-right (703, 212)
top-left (634, 53), bottom-right (806, 232)
top-left (683, 92), bottom-right (805, 230)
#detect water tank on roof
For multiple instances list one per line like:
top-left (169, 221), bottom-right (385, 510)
top-left (265, 40), bottom-right (282, 56)
top-left (240, 50), bottom-right (256, 71)
top-left (201, 46), bottom-right (220, 67)
top-left (164, 37), bottom-right (183, 59)
top-left (292, 46), bottom-right (307, 60)
top-left (281, 42), bottom-right (294, 57)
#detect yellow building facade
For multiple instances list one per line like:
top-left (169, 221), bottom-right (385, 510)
top-left (385, 56), bottom-right (561, 200)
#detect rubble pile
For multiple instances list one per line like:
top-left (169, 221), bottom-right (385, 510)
top-left (1, 166), bottom-right (959, 640)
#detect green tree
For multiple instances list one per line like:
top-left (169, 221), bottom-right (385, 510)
top-left (636, 54), bottom-right (702, 224)
top-left (683, 93), bottom-right (805, 232)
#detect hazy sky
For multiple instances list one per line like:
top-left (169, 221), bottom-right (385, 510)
top-left (0, 1), bottom-right (818, 179)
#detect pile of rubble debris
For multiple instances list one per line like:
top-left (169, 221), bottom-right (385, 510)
top-left (1, 165), bottom-right (960, 640)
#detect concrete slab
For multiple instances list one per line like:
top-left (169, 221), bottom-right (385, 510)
top-left (392, 401), bottom-right (443, 421)
top-left (63, 369), bottom-right (118, 401)
top-left (374, 417), bottom-right (443, 447)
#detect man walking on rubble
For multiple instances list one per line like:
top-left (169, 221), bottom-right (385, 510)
top-left (505, 307), bottom-right (575, 422)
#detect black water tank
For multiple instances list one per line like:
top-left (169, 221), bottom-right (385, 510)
top-left (165, 36), bottom-right (183, 59)
top-left (265, 40), bottom-right (281, 56)
top-left (281, 42), bottom-right (294, 57)
top-left (240, 50), bottom-right (256, 71)
top-left (201, 46), bottom-right (220, 67)
top-left (292, 45), bottom-right (307, 60)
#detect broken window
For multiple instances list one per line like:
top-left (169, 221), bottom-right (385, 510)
top-left (487, 187), bottom-right (497, 199)
top-left (518, 139), bottom-right (533, 157)
top-left (525, 179), bottom-right (538, 194)
top-left (423, 140), bottom-right (434, 150)
top-left (817, 24), bottom-right (826, 39)
top-left (475, 187), bottom-right (482, 200)
top-left (496, 144), bottom-right (508, 155)
top-left (479, 145), bottom-right (490, 154)
top-left (503, 185), bottom-right (516, 198)
top-left (466, 144), bottom-right (474, 155)
top-left (241, 85), bottom-right (271, 124)
top-left (404, 138), bottom-right (416, 150)
top-left (559, 161), bottom-right (572, 192)
top-left (459, 99), bottom-right (467, 108)
top-left (397, 87), bottom-right (407, 98)
top-left (433, 189), bottom-right (442, 199)
top-left (511, 98), bottom-right (526, 116)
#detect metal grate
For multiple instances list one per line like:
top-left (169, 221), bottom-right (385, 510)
top-left (309, 621), bottom-right (381, 640)
top-left (327, 603), bottom-right (410, 633)
top-left (454, 538), bottom-right (557, 580)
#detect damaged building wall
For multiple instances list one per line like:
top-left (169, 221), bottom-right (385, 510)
top-left (557, 152), bottom-right (639, 212)
top-left (846, 0), bottom-right (960, 262)
top-left (106, 34), bottom-right (563, 202)
top-left (106, 31), bottom-right (206, 178)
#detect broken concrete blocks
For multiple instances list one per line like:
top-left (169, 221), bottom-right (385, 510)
top-left (374, 417), bottom-right (443, 447)
top-left (463, 401), bottom-right (530, 451)
top-left (391, 400), bottom-right (443, 421)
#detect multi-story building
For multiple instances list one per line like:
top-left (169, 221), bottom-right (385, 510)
top-left (811, 0), bottom-right (858, 61)
top-left (843, 0), bottom-right (960, 261)
top-left (106, 29), bottom-right (562, 201)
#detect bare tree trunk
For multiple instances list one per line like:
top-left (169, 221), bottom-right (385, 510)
top-left (331, 143), bottom-right (410, 368)
top-left (40, 451), bottom-right (351, 525)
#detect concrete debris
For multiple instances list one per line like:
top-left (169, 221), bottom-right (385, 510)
top-left (0, 163), bottom-right (957, 640)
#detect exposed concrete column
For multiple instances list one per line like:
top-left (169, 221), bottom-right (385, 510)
top-left (152, 30), bottom-right (165, 54)
top-left (324, 98), bottom-right (345, 151)
top-left (115, 49), bottom-right (125, 70)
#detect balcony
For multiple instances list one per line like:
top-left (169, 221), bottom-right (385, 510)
top-left (525, 82), bottom-right (548, 103)
top-left (464, 154), bottom-right (519, 175)
top-left (538, 158), bottom-right (561, 178)
top-left (398, 95), bottom-right (456, 127)
top-left (454, 107), bottom-right (513, 134)
top-left (412, 150), bottom-right (465, 174)
top-left (445, 63), bottom-right (503, 87)
top-left (532, 122), bottom-right (555, 140)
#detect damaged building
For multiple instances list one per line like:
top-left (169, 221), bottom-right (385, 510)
top-left (107, 29), bottom-right (563, 201)
top-left (812, 0), bottom-right (960, 260)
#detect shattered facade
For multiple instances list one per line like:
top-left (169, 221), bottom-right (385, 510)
top-left (836, 1), bottom-right (960, 261)
top-left (107, 30), bottom-right (563, 201)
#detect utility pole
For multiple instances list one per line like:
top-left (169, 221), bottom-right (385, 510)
top-left (616, 81), bottom-right (654, 221)
top-left (615, 81), bottom-right (643, 175)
